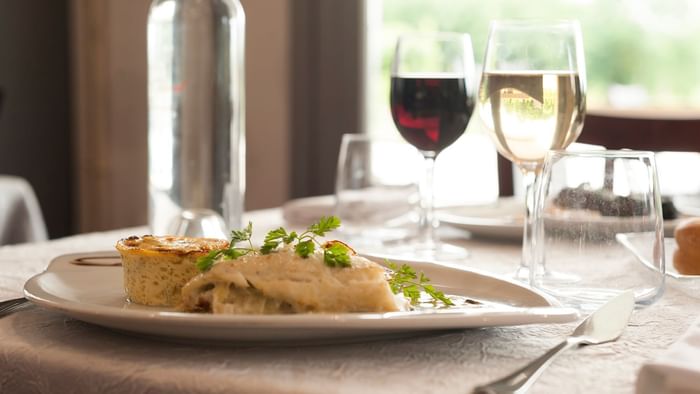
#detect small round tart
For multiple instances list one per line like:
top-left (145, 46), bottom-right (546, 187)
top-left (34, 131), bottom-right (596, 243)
top-left (116, 235), bottom-right (228, 307)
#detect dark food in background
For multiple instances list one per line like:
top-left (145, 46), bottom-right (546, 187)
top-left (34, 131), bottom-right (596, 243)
top-left (661, 196), bottom-right (679, 220)
top-left (554, 185), bottom-right (677, 219)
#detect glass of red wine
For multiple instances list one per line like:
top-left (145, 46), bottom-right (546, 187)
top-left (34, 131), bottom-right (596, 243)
top-left (389, 32), bottom-right (475, 260)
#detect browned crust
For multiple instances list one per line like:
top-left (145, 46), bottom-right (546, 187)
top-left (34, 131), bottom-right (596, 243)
top-left (115, 235), bottom-right (228, 256)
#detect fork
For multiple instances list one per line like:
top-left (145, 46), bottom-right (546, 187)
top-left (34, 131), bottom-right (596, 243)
top-left (0, 297), bottom-right (32, 318)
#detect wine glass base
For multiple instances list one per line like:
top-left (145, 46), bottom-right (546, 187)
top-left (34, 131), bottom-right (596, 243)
top-left (512, 265), bottom-right (530, 282)
top-left (538, 287), bottom-right (652, 312)
top-left (511, 265), bottom-right (581, 284)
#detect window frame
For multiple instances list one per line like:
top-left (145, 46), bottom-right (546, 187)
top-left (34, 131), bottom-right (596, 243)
top-left (289, 0), bottom-right (366, 198)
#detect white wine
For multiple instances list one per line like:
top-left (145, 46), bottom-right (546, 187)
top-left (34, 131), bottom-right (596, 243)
top-left (478, 71), bottom-right (585, 169)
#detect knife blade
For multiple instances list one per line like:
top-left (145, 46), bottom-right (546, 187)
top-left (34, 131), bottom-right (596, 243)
top-left (570, 291), bottom-right (635, 343)
top-left (473, 291), bottom-right (635, 394)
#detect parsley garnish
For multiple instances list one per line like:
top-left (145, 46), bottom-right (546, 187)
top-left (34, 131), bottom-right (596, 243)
top-left (260, 216), bottom-right (347, 267)
top-left (387, 262), bottom-right (454, 306)
top-left (196, 216), bottom-right (350, 271)
top-left (193, 219), bottom-right (451, 308)
top-left (260, 227), bottom-right (297, 254)
top-left (294, 240), bottom-right (314, 257)
top-left (309, 216), bottom-right (341, 236)
top-left (323, 241), bottom-right (352, 267)
top-left (195, 222), bottom-right (256, 272)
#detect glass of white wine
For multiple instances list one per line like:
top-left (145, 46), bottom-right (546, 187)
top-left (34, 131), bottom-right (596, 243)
top-left (477, 20), bottom-right (586, 280)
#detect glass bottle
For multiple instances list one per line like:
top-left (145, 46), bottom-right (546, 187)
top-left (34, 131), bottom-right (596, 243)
top-left (147, 0), bottom-right (245, 238)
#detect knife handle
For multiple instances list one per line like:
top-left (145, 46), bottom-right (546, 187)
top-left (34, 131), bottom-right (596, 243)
top-left (473, 337), bottom-right (581, 394)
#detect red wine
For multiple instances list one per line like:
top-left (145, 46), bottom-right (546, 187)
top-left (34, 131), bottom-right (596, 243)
top-left (391, 76), bottom-right (473, 153)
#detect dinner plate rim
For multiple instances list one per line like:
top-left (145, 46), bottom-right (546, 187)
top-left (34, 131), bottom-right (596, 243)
top-left (24, 251), bottom-right (579, 342)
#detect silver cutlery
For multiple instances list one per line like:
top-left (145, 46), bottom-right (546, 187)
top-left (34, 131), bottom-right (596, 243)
top-left (0, 297), bottom-right (32, 318)
top-left (473, 291), bottom-right (635, 394)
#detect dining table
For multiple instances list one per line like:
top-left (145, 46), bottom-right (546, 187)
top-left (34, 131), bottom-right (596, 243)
top-left (0, 206), bottom-right (697, 394)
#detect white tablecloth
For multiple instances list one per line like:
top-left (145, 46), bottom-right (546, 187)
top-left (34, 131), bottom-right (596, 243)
top-left (0, 208), bottom-right (697, 393)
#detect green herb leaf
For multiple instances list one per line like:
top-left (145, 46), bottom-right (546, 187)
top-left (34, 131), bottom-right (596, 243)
top-left (387, 262), bottom-right (453, 307)
top-left (264, 227), bottom-right (287, 242)
top-left (260, 227), bottom-right (288, 254)
top-left (230, 222), bottom-right (253, 245)
top-left (308, 216), bottom-right (341, 236)
top-left (221, 248), bottom-right (250, 260)
top-left (295, 240), bottom-right (315, 257)
top-left (402, 284), bottom-right (421, 305)
top-left (291, 216), bottom-right (344, 265)
top-left (197, 217), bottom-right (348, 271)
top-left (283, 231), bottom-right (297, 244)
top-left (323, 242), bottom-right (352, 267)
top-left (196, 250), bottom-right (222, 272)
top-left (259, 241), bottom-right (278, 255)
top-left (423, 284), bottom-right (454, 306)
top-left (260, 227), bottom-right (300, 254)
top-left (196, 222), bottom-right (256, 271)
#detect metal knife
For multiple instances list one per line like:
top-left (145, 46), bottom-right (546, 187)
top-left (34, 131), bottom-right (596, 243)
top-left (0, 297), bottom-right (31, 318)
top-left (472, 291), bottom-right (635, 394)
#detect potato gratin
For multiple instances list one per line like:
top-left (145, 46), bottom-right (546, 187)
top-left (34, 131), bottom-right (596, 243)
top-left (116, 235), bottom-right (228, 307)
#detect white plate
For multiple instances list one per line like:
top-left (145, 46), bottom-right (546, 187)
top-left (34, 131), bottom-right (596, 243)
top-left (24, 251), bottom-right (578, 343)
top-left (437, 197), bottom-right (525, 241)
top-left (439, 197), bottom-right (682, 241)
top-left (281, 195), bottom-right (334, 226)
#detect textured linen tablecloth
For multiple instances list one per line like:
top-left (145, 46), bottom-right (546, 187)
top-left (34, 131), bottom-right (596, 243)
top-left (0, 208), bottom-right (698, 394)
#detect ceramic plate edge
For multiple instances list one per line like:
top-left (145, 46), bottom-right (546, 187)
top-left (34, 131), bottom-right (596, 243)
top-left (23, 251), bottom-right (579, 334)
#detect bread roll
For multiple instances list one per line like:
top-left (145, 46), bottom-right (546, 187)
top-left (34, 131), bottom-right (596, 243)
top-left (673, 218), bottom-right (700, 275)
top-left (116, 235), bottom-right (228, 306)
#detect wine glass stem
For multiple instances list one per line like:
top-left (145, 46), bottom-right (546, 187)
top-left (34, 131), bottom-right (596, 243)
top-left (418, 154), bottom-right (437, 246)
top-left (520, 169), bottom-right (538, 278)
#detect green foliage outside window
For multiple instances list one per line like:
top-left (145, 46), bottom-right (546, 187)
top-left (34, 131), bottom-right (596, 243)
top-left (382, 0), bottom-right (700, 110)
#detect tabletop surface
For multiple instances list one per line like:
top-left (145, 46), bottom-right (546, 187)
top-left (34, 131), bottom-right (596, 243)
top-left (0, 208), bottom-right (697, 394)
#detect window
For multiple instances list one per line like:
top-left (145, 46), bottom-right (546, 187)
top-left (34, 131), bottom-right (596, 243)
top-left (365, 0), bottom-right (700, 204)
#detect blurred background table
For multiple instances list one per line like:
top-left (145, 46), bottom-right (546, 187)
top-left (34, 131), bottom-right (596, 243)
top-left (0, 208), bottom-right (697, 393)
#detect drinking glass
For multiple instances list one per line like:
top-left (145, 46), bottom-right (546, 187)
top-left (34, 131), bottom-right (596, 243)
top-left (390, 32), bottom-right (475, 260)
top-left (477, 20), bottom-right (586, 279)
top-left (532, 150), bottom-right (665, 310)
top-left (168, 208), bottom-right (227, 239)
top-left (334, 134), bottom-right (421, 249)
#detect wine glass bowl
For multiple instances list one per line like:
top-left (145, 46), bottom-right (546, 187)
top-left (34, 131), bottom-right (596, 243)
top-left (389, 32), bottom-right (475, 260)
top-left (477, 20), bottom-right (586, 278)
top-left (478, 71), bottom-right (585, 170)
top-left (390, 77), bottom-right (474, 154)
